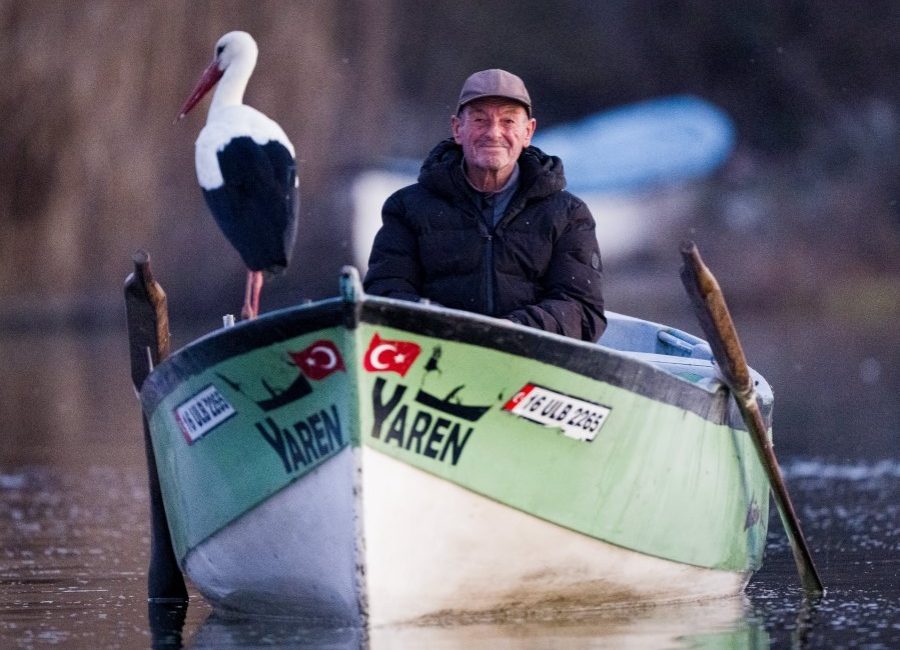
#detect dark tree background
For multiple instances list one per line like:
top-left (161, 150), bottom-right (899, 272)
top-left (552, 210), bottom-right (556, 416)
top-left (0, 0), bottom-right (896, 457)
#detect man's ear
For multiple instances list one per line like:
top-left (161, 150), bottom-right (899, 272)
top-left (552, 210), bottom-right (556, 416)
top-left (450, 114), bottom-right (462, 144)
top-left (524, 117), bottom-right (537, 146)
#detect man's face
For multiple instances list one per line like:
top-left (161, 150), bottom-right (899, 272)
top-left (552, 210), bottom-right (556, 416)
top-left (451, 98), bottom-right (536, 177)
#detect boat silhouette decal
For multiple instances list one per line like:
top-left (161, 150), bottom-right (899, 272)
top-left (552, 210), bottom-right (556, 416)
top-left (414, 346), bottom-right (491, 421)
top-left (216, 369), bottom-right (313, 412)
top-left (414, 386), bottom-right (490, 421)
top-left (210, 340), bottom-right (344, 415)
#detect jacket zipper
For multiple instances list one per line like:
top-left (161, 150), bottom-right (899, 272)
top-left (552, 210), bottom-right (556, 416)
top-left (483, 231), bottom-right (494, 315)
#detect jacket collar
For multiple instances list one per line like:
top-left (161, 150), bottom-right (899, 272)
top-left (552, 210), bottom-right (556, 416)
top-left (418, 139), bottom-right (566, 204)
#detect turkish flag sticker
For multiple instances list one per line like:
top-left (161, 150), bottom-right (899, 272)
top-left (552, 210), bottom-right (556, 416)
top-left (363, 333), bottom-right (421, 377)
top-left (290, 340), bottom-right (345, 381)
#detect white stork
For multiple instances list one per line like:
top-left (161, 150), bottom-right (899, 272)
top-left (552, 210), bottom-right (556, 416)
top-left (177, 31), bottom-right (299, 320)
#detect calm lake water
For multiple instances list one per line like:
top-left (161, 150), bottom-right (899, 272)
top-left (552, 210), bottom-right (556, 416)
top-left (1, 329), bottom-right (897, 648)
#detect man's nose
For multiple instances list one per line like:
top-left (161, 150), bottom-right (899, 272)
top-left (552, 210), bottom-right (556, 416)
top-left (485, 119), bottom-right (503, 137)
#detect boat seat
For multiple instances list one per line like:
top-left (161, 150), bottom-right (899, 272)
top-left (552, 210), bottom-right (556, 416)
top-left (597, 311), bottom-right (712, 359)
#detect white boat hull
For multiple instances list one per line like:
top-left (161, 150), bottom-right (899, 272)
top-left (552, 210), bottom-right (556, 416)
top-left (363, 449), bottom-right (747, 625)
top-left (182, 446), bottom-right (748, 626)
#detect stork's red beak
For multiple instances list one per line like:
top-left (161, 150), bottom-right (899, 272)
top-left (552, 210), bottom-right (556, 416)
top-left (176, 59), bottom-right (224, 121)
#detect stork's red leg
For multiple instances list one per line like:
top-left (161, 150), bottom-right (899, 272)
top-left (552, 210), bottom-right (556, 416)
top-left (242, 270), bottom-right (263, 320)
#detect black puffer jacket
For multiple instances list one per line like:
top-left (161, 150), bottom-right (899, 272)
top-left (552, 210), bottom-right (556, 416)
top-left (364, 139), bottom-right (606, 341)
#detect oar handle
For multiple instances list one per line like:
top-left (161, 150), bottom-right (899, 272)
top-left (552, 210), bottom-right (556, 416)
top-left (679, 241), bottom-right (824, 597)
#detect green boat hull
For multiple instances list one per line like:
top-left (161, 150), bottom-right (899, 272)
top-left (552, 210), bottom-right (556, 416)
top-left (141, 270), bottom-right (770, 624)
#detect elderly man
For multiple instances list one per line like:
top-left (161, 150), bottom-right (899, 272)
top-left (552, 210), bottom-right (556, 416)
top-left (364, 69), bottom-right (605, 341)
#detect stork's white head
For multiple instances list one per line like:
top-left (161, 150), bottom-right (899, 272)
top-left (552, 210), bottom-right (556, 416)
top-left (177, 31), bottom-right (259, 120)
top-left (212, 31), bottom-right (258, 75)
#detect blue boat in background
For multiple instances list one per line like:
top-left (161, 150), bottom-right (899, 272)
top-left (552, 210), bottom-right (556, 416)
top-left (533, 95), bottom-right (735, 193)
top-left (352, 95), bottom-right (737, 267)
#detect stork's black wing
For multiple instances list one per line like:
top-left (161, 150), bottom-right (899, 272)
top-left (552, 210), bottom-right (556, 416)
top-left (202, 136), bottom-right (298, 273)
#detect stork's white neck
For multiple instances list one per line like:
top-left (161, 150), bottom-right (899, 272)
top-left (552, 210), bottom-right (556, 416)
top-left (208, 54), bottom-right (257, 121)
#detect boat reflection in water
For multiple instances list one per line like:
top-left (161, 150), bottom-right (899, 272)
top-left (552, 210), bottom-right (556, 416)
top-left (174, 596), bottom-right (766, 649)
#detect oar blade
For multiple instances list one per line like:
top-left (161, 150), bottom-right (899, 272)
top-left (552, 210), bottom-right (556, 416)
top-left (678, 242), bottom-right (752, 394)
top-left (679, 241), bottom-right (824, 597)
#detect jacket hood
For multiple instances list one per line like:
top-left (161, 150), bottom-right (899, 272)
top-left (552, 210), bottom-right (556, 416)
top-left (418, 138), bottom-right (567, 202)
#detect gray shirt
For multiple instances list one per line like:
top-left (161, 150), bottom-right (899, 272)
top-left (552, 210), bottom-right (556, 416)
top-left (464, 163), bottom-right (521, 228)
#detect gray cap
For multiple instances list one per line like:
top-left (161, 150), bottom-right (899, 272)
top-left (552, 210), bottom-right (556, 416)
top-left (456, 69), bottom-right (532, 116)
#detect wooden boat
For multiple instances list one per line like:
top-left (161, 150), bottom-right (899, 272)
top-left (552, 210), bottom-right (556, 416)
top-left (139, 267), bottom-right (772, 626)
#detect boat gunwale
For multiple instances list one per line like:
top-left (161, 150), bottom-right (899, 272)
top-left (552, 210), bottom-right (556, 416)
top-left (140, 294), bottom-right (763, 429)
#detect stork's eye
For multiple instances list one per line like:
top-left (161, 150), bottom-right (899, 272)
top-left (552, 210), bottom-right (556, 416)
top-left (216, 45), bottom-right (225, 57)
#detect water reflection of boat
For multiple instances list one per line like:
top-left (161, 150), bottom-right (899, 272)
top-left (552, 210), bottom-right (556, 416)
top-left (140, 267), bottom-right (772, 627)
top-left (184, 596), bottom-right (767, 648)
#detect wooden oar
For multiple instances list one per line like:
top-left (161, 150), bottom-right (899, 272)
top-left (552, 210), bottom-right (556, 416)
top-left (679, 241), bottom-right (824, 596)
top-left (124, 250), bottom-right (188, 602)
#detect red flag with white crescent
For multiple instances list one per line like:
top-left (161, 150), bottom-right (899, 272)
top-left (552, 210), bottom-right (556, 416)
top-left (290, 340), bottom-right (345, 381)
top-left (363, 333), bottom-right (421, 377)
